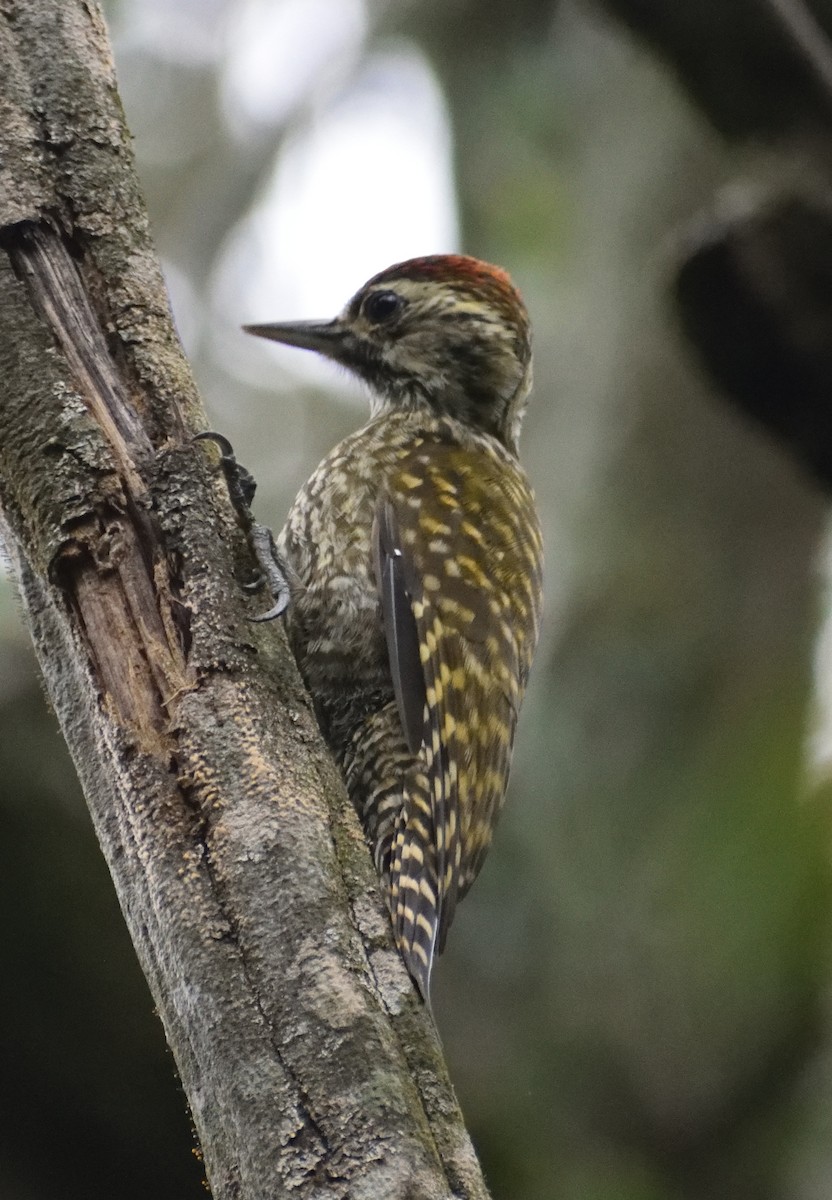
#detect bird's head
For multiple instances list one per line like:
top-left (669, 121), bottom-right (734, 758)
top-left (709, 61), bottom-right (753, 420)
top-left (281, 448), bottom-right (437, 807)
top-left (245, 255), bottom-right (533, 453)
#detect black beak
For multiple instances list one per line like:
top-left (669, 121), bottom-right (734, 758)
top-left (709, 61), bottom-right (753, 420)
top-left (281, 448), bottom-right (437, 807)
top-left (243, 318), bottom-right (348, 363)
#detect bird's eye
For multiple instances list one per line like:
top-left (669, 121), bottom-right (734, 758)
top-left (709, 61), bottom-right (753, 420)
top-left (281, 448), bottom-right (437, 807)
top-left (363, 290), bottom-right (403, 323)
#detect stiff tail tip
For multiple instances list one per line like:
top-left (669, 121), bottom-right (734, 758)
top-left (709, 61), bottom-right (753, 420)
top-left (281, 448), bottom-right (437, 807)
top-left (396, 917), bottom-right (437, 1007)
top-left (390, 812), bottom-right (440, 1006)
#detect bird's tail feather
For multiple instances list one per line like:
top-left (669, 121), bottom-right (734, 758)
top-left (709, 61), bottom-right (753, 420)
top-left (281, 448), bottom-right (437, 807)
top-left (389, 800), bottom-right (439, 1004)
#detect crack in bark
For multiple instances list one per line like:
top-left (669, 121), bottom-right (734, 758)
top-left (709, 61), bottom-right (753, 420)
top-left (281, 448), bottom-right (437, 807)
top-left (3, 220), bottom-right (154, 473)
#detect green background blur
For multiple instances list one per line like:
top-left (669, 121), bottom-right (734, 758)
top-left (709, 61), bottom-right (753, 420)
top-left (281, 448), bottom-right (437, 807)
top-left (2, 2), bottom-right (831, 1198)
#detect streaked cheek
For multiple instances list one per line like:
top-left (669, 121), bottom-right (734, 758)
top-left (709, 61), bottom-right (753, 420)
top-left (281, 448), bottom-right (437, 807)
top-left (386, 335), bottom-right (444, 377)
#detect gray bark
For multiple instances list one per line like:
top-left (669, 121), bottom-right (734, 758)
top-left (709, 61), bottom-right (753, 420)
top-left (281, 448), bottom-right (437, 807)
top-left (0, 4), bottom-right (490, 1198)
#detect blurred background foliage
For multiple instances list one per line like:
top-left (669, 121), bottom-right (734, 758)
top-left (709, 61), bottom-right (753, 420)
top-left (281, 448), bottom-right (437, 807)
top-left (2, 1), bottom-right (832, 1197)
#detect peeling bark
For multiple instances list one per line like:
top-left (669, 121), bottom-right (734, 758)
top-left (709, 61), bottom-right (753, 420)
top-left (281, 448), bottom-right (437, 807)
top-left (0, 3), bottom-right (490, 1197)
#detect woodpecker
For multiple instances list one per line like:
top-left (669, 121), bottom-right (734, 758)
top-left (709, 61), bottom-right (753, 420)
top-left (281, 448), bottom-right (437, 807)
top-left (244, 255), bottom-right (543, 1001)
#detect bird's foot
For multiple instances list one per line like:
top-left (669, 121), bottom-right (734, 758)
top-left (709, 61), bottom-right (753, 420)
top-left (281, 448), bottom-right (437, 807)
top-left (195, 431), bottom-right (291, 620)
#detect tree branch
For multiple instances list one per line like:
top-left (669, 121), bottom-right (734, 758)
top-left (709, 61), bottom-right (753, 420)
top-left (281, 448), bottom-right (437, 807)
top-left (593, 0), bottom-right (832, 489)
top-left (0, 3), bottom-right (490, 1197)
top-left (673, 192), bottom-right (832, 490)
top-left (596, 0), bottom-right (832, 138)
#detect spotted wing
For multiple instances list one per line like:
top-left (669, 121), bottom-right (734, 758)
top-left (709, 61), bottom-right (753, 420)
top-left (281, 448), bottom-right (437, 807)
top-left (375, 439), bottom-right (543, 993)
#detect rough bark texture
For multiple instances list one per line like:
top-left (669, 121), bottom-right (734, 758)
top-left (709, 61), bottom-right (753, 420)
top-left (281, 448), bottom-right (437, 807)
top-left (0, 4), bottom-right (490, 1198)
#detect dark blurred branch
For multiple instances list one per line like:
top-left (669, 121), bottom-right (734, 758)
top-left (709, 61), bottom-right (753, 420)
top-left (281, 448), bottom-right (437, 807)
top-left (763, 0), bottom-right (832, 100)
top-left (0, 3), bottom-right (490, 1198)
top-left (591, 0), bottom-right (832, 488)
top-left (674, 194), bottom-right (832, 490)
top-left (596, 0), bottom-right (832, 137)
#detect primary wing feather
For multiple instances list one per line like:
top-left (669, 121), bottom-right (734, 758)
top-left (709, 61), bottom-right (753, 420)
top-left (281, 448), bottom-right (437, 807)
top-left (372, 500), bottom-right (426, 755)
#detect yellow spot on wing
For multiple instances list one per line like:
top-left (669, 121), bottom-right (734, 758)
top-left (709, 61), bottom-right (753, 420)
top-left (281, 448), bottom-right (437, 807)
top-left (420, 515), bottom-right (452, 536)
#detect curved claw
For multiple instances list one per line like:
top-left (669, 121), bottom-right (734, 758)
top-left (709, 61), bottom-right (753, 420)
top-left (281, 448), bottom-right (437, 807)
top-left (194, 430), bottom-right (257, 512)
top-left (193, 429), bottom-right (236, 459)
top-left (248, 524), bottom-right (291, 621)
top-left (250, 592), bottom-right (291, 622)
